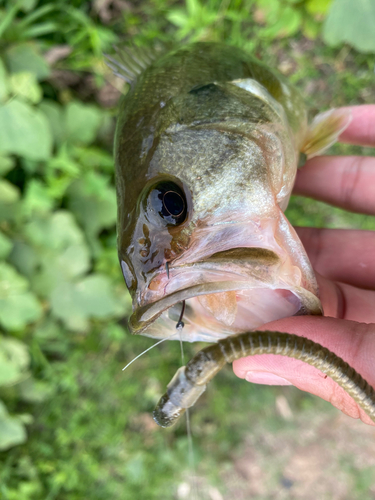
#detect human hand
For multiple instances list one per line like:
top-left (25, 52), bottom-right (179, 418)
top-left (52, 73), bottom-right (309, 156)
top-left (233, 105), bottom-right (375, 425)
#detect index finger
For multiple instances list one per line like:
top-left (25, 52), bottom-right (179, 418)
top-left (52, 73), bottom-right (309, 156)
top-left (339, 105), bottom-right (375, 147)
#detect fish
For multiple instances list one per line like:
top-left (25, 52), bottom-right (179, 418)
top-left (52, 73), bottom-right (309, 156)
top-left (107, 42), bottom-right (375, 428)
top-left (109, 41), bottom-right (351, 343)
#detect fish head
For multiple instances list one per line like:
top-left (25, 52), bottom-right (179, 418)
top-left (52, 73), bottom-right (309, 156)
top-left (116, 80), bottom-right (322, 342)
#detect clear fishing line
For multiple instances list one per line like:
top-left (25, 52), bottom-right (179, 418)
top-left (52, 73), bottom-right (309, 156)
top-left (177, 304), bottom-right (199, 500)
top-left (122, 335), bottom-right (174, 371)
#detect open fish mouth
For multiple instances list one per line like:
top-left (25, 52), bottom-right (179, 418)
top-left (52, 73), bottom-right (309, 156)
top-left (129, 248), bottom-right (323, 343)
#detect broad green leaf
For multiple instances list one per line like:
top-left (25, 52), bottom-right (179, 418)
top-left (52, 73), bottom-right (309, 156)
top-left (323, 0), bottom-right (375, 52)
top-left (47, 145), bottom-right (80, 177)
top-left (65, 101), bottom-right (103, 145)
top-left (0, 400), bottom-right (27, 451)
top-left (22, 179), bottom-right (54, 216)
top-left (0, 337), bottom-right (30, 386)
top-left (306, 0), bottom-right (332, 16)
top-left (50, 275), bottom-right (126, 331)
top-left (0, 59), bottom-right (8, 102)
top-left (0, 262), bottom-right (42, 331)
top-left (24, 211), bottom-right (90, 296)
top-left (0, 155), bottom-right (15, 176)
top-left (5, 43), bottom-right (50, 80)
top-left (0, 231), bottom-right (12, 259)
top-left (8, 241), bottom-right (39, 279)
top-left (262, 5), bottom-right (302, 37)
top-left (0, 178), bottom-right (19, 223)
top-left (9, 71), bottom-right (42, 103)
top-left (39, 99), bottom-right (65, 145)
top-left (67, 173), bottom-right (117, 237)
top-left (0, 99), bottom-right (52, 160)
top-left (0, 179), bottom-right (20, 203)
top-left (25, 211), bottom-right (88, 256)
top-left (73, 146), bottom-right (114, 172)
top-left (19, 379), bottom-right (53, 403)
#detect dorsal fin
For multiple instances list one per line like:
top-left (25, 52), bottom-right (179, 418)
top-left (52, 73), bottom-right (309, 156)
top-left (105, 44), bottom-right (166, 84)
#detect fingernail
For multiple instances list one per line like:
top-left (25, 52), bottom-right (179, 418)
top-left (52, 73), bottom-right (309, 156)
top-left (245, 371), bottom-right (292, 386)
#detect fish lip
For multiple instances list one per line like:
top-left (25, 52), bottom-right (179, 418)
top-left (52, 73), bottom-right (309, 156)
top-left (129, 248), bottom-right (323, 335)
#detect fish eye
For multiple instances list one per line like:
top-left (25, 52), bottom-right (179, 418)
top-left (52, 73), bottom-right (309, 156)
top-left (147, 181), bottom-right (187, 226)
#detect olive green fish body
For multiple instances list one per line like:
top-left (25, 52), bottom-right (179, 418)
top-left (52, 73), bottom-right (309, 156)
top-left (111, 42), bottom-right (351, 342)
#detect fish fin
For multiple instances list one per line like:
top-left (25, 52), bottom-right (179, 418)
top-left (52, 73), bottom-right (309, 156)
top-left (301, 108), bottom-right (352, 159)
top-left (104, 43), bottom-right (166, 84)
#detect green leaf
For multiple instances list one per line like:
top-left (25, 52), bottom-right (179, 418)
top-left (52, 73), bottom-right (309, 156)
top-left (323, 0), bottom-right (375, 52)
top-left (0, 262), bottom-right (42, 331)
top-left (0, 337), bottom-right (30, 386)
top-left (22, 179), bottom-right (54, 216)
top-left (0, 231), bottom-right (12, 259)
top-left (0, 155), bottom-right (15, 176)
top-left (8, 241), bottom-right (39, 279)
top-left (0, 58), bottom-right (8, 102)
top-left (306, 0), bottom-right (332, 16)
top-left (0, 401), bottom-right (27, 450)
top-left (19, 0), bottom-right (38, 12)
top-left (5, 43), bottom-right (50, 80)
top-left (19, 378), bottom-right (53, 403)
top-left (0, 179), bottom-right (20, 203)
top-left (167, 9), bottom-right (189, 28)
top-left (9, 71), bottom-right (42, 103)
top-left (0, 99), bottom-right (52, 160)
top-left (24, 211), bottom-right (90, 296)
top-left (50, 275), bottom-right (126, 331)
top-left (39, 99), bottom-right (65, 145)
top-left (65, 101), bottom-right (103, 145)
top-left (303, 16), bottom-right (320, 39)
top-left (25, 211), bottom-right (89, 264)
top-left (263, 5), bottom-right (302, 37)
top-left (67, 172), bottom-right (117, 238)
top-left (73, 146), bottom-right (114, 173)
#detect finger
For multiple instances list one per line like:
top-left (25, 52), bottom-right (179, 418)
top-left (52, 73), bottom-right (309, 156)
top-left (317, 274), bottom-right (375, 323)
top-left (232, 316), bottom-right (375, 425)
top-left (339, 105), bottom-right (375, 147)
top-left (293, 155), bottom-right (375, 214)
top-left (295, 227), bottom-right (375, 290)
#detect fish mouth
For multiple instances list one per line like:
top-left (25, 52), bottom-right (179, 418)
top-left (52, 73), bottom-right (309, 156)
top-left (129, 247), bottom-right (322, 342)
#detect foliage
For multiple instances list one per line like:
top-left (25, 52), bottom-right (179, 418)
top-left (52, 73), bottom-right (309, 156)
top-left (0, 0), bottom-right (130, 458)
top-left (0, 0), bottom-right (374, 498)
top-left (323, 0), bottom-right (375, 53)
top-left (164, 0), bottom-right (332, 47)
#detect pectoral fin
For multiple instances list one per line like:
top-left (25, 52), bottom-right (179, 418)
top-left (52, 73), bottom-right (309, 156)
top-left (300, 108), bottom-right (352, 160)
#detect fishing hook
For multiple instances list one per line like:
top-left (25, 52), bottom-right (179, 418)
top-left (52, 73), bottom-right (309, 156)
top-left (176, 300), bottom-right (186, 330)
top-left (165, 261), bottom-right (170, 279)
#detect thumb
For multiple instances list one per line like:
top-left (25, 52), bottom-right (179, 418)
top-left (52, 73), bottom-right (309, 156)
top-left (232, 316), bottom-right (375, 425)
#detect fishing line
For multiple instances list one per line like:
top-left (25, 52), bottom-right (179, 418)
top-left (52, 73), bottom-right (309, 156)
top-left (122, 335), bottom-right (174, 371)
top-left (177, 301), bottom-right (199, 500)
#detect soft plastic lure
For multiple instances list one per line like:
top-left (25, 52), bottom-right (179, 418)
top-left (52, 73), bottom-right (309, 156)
top-left (153, 330), bottom-right (375, 427)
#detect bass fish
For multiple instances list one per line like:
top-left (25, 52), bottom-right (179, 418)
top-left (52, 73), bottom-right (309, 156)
top-left (108, 43), bottom-right (375, 427)
top-left (110, 42), bottom-right (349, 342)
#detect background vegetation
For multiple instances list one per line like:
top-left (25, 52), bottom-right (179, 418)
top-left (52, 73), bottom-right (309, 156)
top-left (0, 0), bottom-right (374, 498)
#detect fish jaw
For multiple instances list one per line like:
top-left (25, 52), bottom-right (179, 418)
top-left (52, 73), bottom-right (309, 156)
top-left (128, 210), bottom-right (322, 343)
